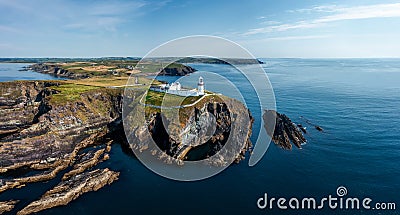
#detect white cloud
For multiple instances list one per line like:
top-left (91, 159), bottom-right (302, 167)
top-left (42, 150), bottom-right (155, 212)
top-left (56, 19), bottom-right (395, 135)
top-left (260, 20), bottom-right (281, 25)
top-left (89, 1), bottom-right (147, 16)
top-left (245, 3), bottom-right (400, 35)
top-left (240, 35), bottom-right (331, 45)
top-left (315, 3), bottom-right (400, 22)
top-left (287, 5), bottom-right (341, 13)
top-left (262, 35), bottom-right (331, 41)
top-left (64, 17), bottom-right (123, 32)
top-left (244, 21), bottom-right (324, 35)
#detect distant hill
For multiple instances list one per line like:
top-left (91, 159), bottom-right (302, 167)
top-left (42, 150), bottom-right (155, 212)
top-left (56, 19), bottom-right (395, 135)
top-left (0, 57), bottom-right (142, 63)
top-left (176, 57), bottom-right (264, 65)
top-left (0, 57), bottom-right (264, 65)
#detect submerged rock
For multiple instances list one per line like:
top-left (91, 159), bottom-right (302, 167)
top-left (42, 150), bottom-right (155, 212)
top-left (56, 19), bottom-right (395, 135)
top-left (300, 116), bottom-right (324, 132)
top-left (297, 124), bottom-right (307, 133)
top-left (315, 125), bottom-right (324, 132)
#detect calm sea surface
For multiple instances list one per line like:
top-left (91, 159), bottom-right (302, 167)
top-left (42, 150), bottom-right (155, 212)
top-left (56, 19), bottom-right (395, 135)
top-left (0, 63), bottom-right (66, 81)
top-left (1, 59), bottom-right (399, 215)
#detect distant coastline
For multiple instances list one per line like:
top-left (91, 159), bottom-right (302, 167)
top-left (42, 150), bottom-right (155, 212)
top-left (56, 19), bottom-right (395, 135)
top-left (0, 57), bottom-right (265, 65)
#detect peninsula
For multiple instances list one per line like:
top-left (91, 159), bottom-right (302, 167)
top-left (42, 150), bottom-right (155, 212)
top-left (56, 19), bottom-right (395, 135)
top-left (0, 58), bottom-right (306, 214)
top-left (0, 59), bottom-right (251, 214)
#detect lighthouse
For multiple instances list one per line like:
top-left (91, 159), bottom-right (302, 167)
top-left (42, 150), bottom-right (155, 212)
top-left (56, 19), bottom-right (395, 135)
top-left (197, 76), bottom-right (205, 95)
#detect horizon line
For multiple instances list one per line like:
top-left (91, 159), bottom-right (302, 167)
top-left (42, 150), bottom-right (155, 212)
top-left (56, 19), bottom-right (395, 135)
top-left (1, 56), bottom-right (400, 60)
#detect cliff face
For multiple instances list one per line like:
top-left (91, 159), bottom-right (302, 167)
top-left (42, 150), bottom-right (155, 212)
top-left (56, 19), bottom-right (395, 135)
top-left (0, 81), bottom-right (55, 138)
top-left (126, 94), bottom-right (253, 166)
top-left (27, 64), bottom-right (90, 79)
top-left (0, 81), bottom-right (122, 175)
top-left (158, 66), bottom-right (196, 76)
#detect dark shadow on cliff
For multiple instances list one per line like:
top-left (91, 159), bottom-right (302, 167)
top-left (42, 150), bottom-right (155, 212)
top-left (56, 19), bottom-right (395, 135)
top-left (147, 102), bottom-right (232, 161)
top-left (106, 117), bottom-right (137, 159)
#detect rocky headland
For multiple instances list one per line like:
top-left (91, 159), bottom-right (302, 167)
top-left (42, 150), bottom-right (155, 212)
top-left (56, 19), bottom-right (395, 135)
top-left (0, 78), bottom-right (308, 214)
top-left (26, 64), bottom-right (90, 79)
top-left (124, 93), bottom-right (254, 166)
top-left (0, 80), bottom-right (254, 214)
top-left (25, 62), bottom-right (196, 79)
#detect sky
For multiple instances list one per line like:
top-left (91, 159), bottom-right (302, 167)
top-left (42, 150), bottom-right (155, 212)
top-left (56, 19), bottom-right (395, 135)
top-left (1, 0), bottom-right (400, 58)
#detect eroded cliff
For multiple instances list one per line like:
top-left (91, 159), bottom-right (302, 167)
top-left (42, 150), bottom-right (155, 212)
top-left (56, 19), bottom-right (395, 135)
top-left (123, 90), bottom-right (254, 168)
top-left (0, 81), bottom-right (254, 214)
top-left (0, 81), bottom-right (122, 214)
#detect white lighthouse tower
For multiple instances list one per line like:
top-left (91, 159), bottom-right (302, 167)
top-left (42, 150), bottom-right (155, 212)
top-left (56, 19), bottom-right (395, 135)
top-left (197, 76), bottom-right (205, 95)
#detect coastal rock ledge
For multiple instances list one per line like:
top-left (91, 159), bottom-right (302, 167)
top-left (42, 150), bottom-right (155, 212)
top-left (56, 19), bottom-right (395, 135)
top-left (0, 81), bottom-right (122, 214)
top-left (17, 168), bottom-right (119, 215)
top-left (0, 200), bottom-right (19, 214)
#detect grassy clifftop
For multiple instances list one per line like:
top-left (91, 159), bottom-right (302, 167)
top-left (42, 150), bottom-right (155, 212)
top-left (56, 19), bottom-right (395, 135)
top-left (49, 84), bottom-right (101, 104)
top-left (26, 60), bottom-right (196, 79)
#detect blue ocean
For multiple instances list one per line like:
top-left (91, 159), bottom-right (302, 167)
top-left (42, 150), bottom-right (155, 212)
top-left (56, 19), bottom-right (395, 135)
top-left (0, 59), bottom-right (399, 215)
top-left (0, 63), bottom-right (66, 81)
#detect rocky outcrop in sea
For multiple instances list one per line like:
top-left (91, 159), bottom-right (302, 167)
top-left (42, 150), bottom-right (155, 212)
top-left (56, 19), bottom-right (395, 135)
top-left (263, 110), bottom-right (307, 150)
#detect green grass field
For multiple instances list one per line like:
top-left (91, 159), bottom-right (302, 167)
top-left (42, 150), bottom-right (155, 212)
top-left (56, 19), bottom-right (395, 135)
top-left (49, 84), bottom-right (100, 104)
